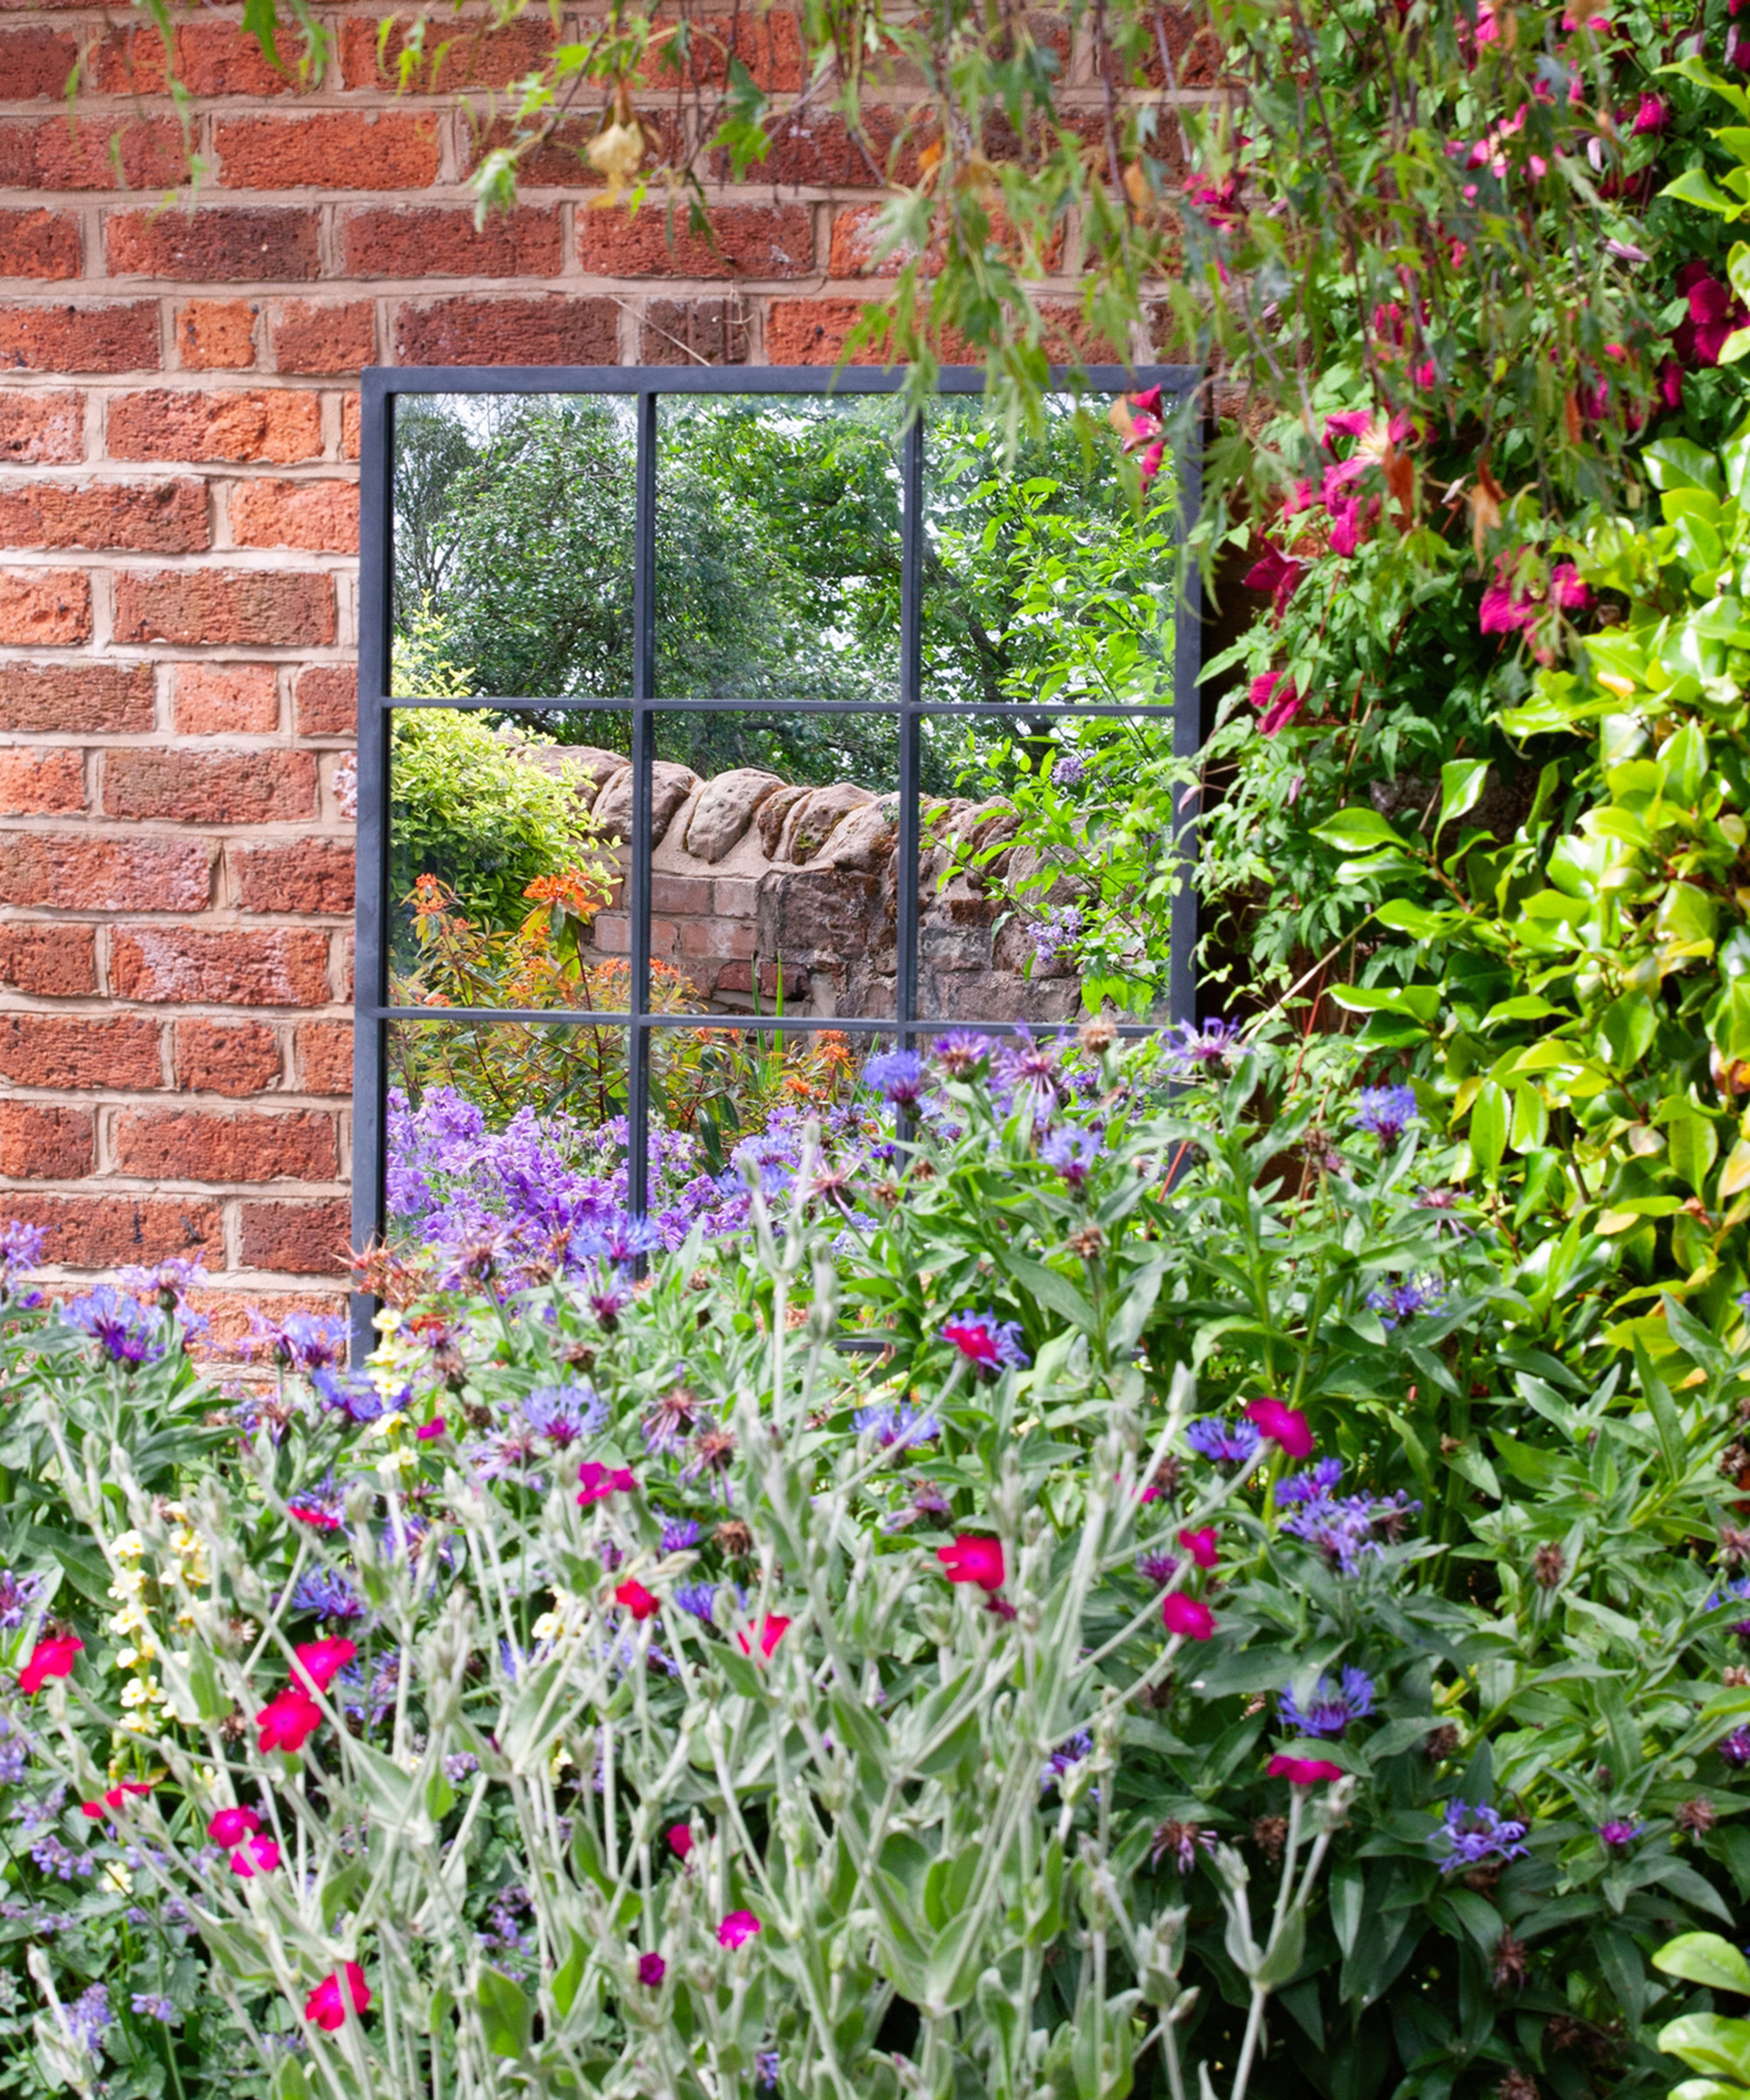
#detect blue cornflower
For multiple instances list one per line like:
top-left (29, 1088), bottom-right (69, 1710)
top-left (1432, 1799), bottom-right (1529, 1874)
top-left (1278, 1458), bottom-right (1345, 1504)
top-left (1040, 1730), bottom-right (1094, 1792)
top-left (1184, 1417), bottom-right (1263, 1468)
top-left (249, 1310), bottom-right (346, 1373)
top-left (1721, 1727), bottom-right (1750, 1768)
top-left (1599, 1818), bottom-right (1645, 1853)
top-left (931, 1031), bottom-right (996, 1077)
top-left (1352, 1084), bottom-right (1419, 1145)
top-left (675, 1582), bottom-right (718, 1623)
top-left (1040, 1127), bottom-right (1102, 1190)
top-left (864, 1050), bottom-right (928, 1108)
top-left (1366, 1276), bottom-right (1446, 1330)
top-left (1169, 1018), bottom-right (1243, 1070)
top-left (660, 1517), bottom-right (703, 1552)
top-left (310, 1368), bottom-right (393, 1425)
top-left (288, 1570), bottom-right (367, 1623)
top-left (852, 1403), bottom-right (941, 1449)
top-left (60, 1287), bottom-right (164, 1368)
top-left (523, 1382), bottom-right (606, 1447)
top-left (0, 1221), bottom-right (45, 1276)
top-left (1278, 1666), bottom-right (1376, 1739)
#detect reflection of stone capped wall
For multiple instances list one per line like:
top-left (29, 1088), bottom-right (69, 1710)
top-left (528, 746), bottom-right (1080, 1023)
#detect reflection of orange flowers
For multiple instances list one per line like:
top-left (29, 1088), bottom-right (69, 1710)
top-left (523, 866), bottom-right (609, 917)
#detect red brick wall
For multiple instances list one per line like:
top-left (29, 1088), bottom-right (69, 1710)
top-left (0, 2), bottom-right (1126, 1337)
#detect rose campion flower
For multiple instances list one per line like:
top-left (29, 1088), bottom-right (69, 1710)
top-left (737, 1615), bottom-right (791, 1660)
top-left (257, 1687), bottom-right (323, 1754)
top-left (1177, 1527), bottom-right (1220, 1569)
top-left (936, 1536), bottom-right (1005, 1592)
top-left (1267, 1754), bottom-right (1346, 1785)
top-left (577, 1461), bottom-right (638, 1508)
top-left (304, 1963), bottom-right (371, 2032)
top-left (718, 1910), bottom-right (762, 1950)
top-left (668, 1824), bottom-right (695, 1859)
top-left (1161, 1592), bottom-right (1216, 1641)
top-left (208, 1807), bottom-right (262, 1848)
top-left (80, 1782), bottom-right (151, 1819)
top-left (637, 1952), bottom-right (666, 1986)
top-left (416, 1418), bottom-right (446, 1441)
top-left (941, 1312), bottom-right (1029, 1374)
top-left (615, 1579), bottom-right (661, 1621)
top-left (289, 1506), bottom-right (341, 1532)
top-left (293, 1636), bottom-right (357, 1694)
top-left (1244, 1397), bottom-right (1315, 1459)
top-left (18, 1634), bottom-right (81, 1695)
top-left (230, 1833), bottom-right (281, 1879)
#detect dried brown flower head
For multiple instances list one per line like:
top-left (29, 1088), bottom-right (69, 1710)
top-left (1676, 1797), bottom-right (1718, 1837)
top-left (1721, 1439), bottom-right (1750, 1486)
top-left (1533, 1543), bottom-right (1566, 1589)
top-left (1496, 2073), bottom-right (1538, 2100)
top-left (1490, 1930), bottom-right (1530, 1995)
top-left (1250, 1815), bottom-right (1288, 1862)
top-left (1079, 1014), bottom-right (1117, 1053)
top-left (1464, 1860), bottom-right (1504, 1896)
top-left (1721, 1524), bottom-right (1750, 1568)
top-left (1067, 1225), bottom-right (1106, 1261)
top-left (872, 1179), bottom-right (902, 1207)
top-left (716, 1519), bottom-right (754, 1558)
top-left (1726, 1665), bottom-right (1750, 1688)
top-left (1424, 1725), bottom-right (1460, 1761)
top-left (910, 1159), bottom-right (935, 1184)
top-left (562, 1341), bottom-right (597, 1372)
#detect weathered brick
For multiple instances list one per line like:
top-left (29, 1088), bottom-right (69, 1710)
top-left (229, 477), bottom-right (359, 553)
top-left (0, 570), bottom-right (89, 647)
top-left (173, 1017), bottom-right (278, 1096)
top-left (340, 13), bottom-right (555, 89)
top-left (710, 108), bottom-right (901, 186)
top-left (0, 1102), bottom-right (90, 1178)
top-left (173, 663), bottom-right (276, 735)
top-left (106, 208), bottom-right (321, 284)
top-left (638, 298), bottom-right (748, 366)
top-left (0, 662), bottom-right (154, 735)
top-left (215, 112), bottom-right (441, 189)
top-left (829, 204), bottom-right (906, 278)
top-left (0, 304), bottom-right (159, 375)
top-left (342, 393), bottom-right (360, 459)
top-left (20, 1193), bottom-right (223, 1270)
top-left (231, 836), bottom-right (353, 914)
top-left (678, 915), bottom-right (755, 962)
top-left (764, 298), bottom-right (888, 365)
top-left (0, 1012), bottom-right (161, 1090)
top-left (174, 299), bottom-right (256, 370)
top-left (103, 748), bottom-right (318, 824)
top-left (112, 1107), bottom-right (336, 1183)
top-left (579, 205), bottom-right (811, 280)
top-left (106, 388), bottom-right (322, 465)
top-left (18, 116), bottom-right (186, 190)
top-left (0, 747), bottom-right (82, 815)
top-left (459, 109), bottom-right (682, 186)
top-left (113, 569), bottom-right (334, 648)
top-left (0, 209), bottom-right (79, 281)
top-left (342, 206), bottom-right (561, 280)
top-left (0, 392), bottom-right (81, 462)
top-left (394, 294), bottom-right (618, 367)
top-left (295, 1018), bottom-right (352, 1094)
top-left (295, 664), bottom-right (353, 736)
top-left (111, 925), bottom-right (330, 1004)
top-left (91, 24), bottom-right (294, 97)
top-left (270, 299), bottom-right (374, 374)
top-left (643, 11), bottom-right (802, 92)
top-left (0, 921), bottom-right (93, 997)
top-left (0, 832), bottom-right (212, 911)
top-left (239, 1197), bottom-right (350, 1274)
top-left (0, 27), bottom-right (79, 98)
top-left (650, 872), bottom-right (713, 915)
top-left (0, 480), bottom-right (208, 554)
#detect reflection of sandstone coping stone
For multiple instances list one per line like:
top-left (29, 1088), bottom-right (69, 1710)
top-left (592, 760), bottom-right (701, 847)
top-left (684, 768), bottom-right (785, 863)
top-left (806, 794), bottom-right (899, 872)
top-left (754, 783), bottom-right (808, 858)
top-left (778, 780), bottom-right (875, 864)
top-left (524, 744), bottom-right (628, 799)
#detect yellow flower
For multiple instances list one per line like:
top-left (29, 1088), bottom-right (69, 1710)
top-left (102, 1862), bottom-right (131, 1896)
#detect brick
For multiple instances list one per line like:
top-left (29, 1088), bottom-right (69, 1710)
top-left (0, 27), bottom-right (78, 97)
top-left (0, 210), bottom-right (79, 280)
top-left (678, 916), bottom-right (755, 962)
top-left (229, 477), bottom-right (359, 552)
top-left (20, 116), bottom-right (186, 190)
top-left (0, 303), bottom-right (158, 375)
top-left (340, 13), bottom-right (556, 90)
top-left (829, 204), bottom-right (902, 279)
top-left (113, 569), bottom-right (334, 648)
top-left (295, 1018), bottom-right (351, 1093)
top-left (232, 836), bottom-right (353, 914)
top-left (341, 206), bottom-right (562, 279)
top-left (0, 1103), bottom-right (90, 1178)
top-left (270, 299), bottom-right (374, 374)
top-left (240, 1197), bottom-right (350, 1274)
top-left (0, 832), bottom-right (212, 911)
top-left (0, 921), bottom-right (92, 997)
top-left (650, 872), bottom-right (713, 915)
top-left (174, 299), bottom-right (256, 370)
top-left (106, 208), bottom-right (321, 284)
top-left (171, 21), bottom-right (297, 95)
top-left (646, 11), bottom-right (802, 92)
top-left (174, 1017), bottom-right (278, 1096)
top-left (460, 110), bottom-right (682, 187)
top-left (578, 204), bottom-right (811, 280)
top-left (712, 876), bottom-right (759, 918)
top-left (0, 661), bottom-right (154, 734)
top-left (111, 925), bottom-right (330, 1004)
top-left (0, 1013), bottom-right (160, 1090)
top-left (0, 569), bottom-right (88, 647)
top-left (107, 388), bottom-right (322, 464)
top-left (173, 663), bottom-right (276, 735)
top-left (0, 747), bottom-right (81, 815)
top-left (84, 24), bottom-right (169, 94)
top-left (216, 113), bottom-right (441, 189)
top-left (342, 393), bottom-right (360, 459)
top-left (0, 392), bottom-right (81, 461)
top-left (394, 294), bottom-right (618, 367)
top-left (764, 298), bottom-right (888, 366)
top-left (20, 1194), bottom-right (223, 1270)
top-left (295, 664), bottom-right (353, 736)
top-left (710, 108), bottom-right (900, 186)
top-left (0, 480), bottom-right (208, 554)
top-left (103, 748), bottom-right (318, 824)
top-left (638, 298), bottom-right (749, 366)
top-left (112, 1107), bottom-right (335, 1182)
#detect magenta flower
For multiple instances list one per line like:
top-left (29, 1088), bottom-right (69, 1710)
top-left (937, 1535), bottom-right (1005, 1591)
top-left (1630, 92), bottom-right (1668, 133)
top-left (942, 1311), bottom-right (1029, 1374)
top-left (1161, 1592), bottom-right (1216, 1641)
top-left (1177, 1527), bottom-right (1220, 1569)
top-left (578, 1461), bottom-right (637, 1508)
top-left (1267, 1754), bottom-right (1345, 1785)
top-left (19, 1634), bottom-right (81, 1694)
top-left (416, 1418), bottom-right (446, 1441)
top-left (208, 1807), bottom-right (262, 1848)
top-left (257, 1687), bottom-right (323, 1755)
top-left (637, 1951), bottom-right (666, 1986)
top-left (1248, 672), bottom-right (1304, 737)
top-left (230, 1833), bottom-right (281, 1879)
top-left (1244, 1396), bottom-right (1315, 1459)
top-left (292, 1636), bottom-right (356, 1694)
top-left (668, 1823), bottom-right (695, 1859)
top-left (1242, 543), bottom-right (1305, 619)
top-left (615, 1579), bottom-right (661, 1621)
top-left (718, 1910), bottom-right (762, 1950)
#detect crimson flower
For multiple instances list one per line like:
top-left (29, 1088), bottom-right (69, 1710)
top-left (578, 1461), bottom-right (637, 1508)
top-left (1630, 91), bottom-right (1669, 133)
top-left (615, 1578), bottom-right (661, 1621)
top-left (718, 1910), bottom-right (762, 1950)
top-left (668, 1823), bottom-right (695, 1859)
top-left (1244, 1397), bottom-right (1314, 1459)
top-left (416, 1418), bottom-right (446, 1441)
top-left (1161, 1592), bottom-right (1217, 1641)
top-left (1327, 498), bottom-right (1365, 557)
top-left (80, 1782), bottom-right (151, 1820)
top-left (208, 1807), bottom-right (262, 1848)
top-left (737, 1615), bottom-right (791, 1660)
top-left (293, 1636), bottom-right (356, 1694)
top-left (1178, 1527), bottom-right (1220, 1569)
top-left (18, 1634), bottom-right (81, 1695)
top-left (1242, 542), bottom-right (1305, 619)
top-left (289, 1506), bottom-right (340, 1531)
top-left (230, 1832), bottom-right (281, 1879)
top-left (1675, 262), bottom-right (1748, 367)
top-left (304, 1963), bottom-right (370, 2032)
top-left (1267, 1754), bottom-right (1345, 1785)
top-left (1247, 673), bottom-right (1305, 738)
top-left (637, 1952), bottom-right (666, 1986)
top-left (257, 1687), bottom-right (323, 1755)
top-left (936, 1535), bottom-right (1005, 1592)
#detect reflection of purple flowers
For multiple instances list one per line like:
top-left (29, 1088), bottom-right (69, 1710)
top-left (1278, 1667), bottom-right (1376, 1739)
top-left (863, 1051), bottom-right (928, 1109)
top-left (1170, 1018), bottom-right (1243, 1070)
top-left (1433, 1799), bottom-right (1529, 1874)
top-left (853, 1403), bottom-right (940, 1449)
top-left (1185, 1417), bottom-right (1263, 1468)
top-left (1598, 1819), bottom-right (1645, 1854)
top-left (60, 1286), bottom-right (165, 1368)
top-left (1040, 1730), bottom-right (1094, 1791)
top-left (1367, 1276), bottom-right (1446, 1330)
top-left (1353, 1085), bottom-right (1418, 1145)
top-left (1040, 1127), bottom-right (1102, 1190)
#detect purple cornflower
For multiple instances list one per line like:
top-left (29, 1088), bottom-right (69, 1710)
top-left (1184, 1417), bottom-right (1263, 1468)
top-left (66, 1983), bottom-right (111, 2059)
top-left (288, 1570), bottom-right (367, 1623)
top-left (1278, 1458), bottom-right (1345, 1504)
top-left (675, 1582), bottom-right (718, 1623)
top-left (1137, 1550), bottom-right (1178, 1587)
top-left (581, 1217), bottom-right (663, 1266)
top-left (1150, 1820), bottom-right (1216, 1872)
top-left (660, 1517), bottom-right (703, 1552)
top-left (1708, 1578), bottom-right (1750, 1639)
top-left (116, 1258), bottom-right (208, 1314)
top-left (1040, 1730), bottom-right (1094, 1792)
top-left (1352, 1084), bottom-right (1418, 1145)
top-left (1433, 1800), bottom-right (1529, 1874)
top-left (0, 1221), bottom-right (46, 1277)
top-left (523, 1382), bottom-right (606, 1446)
top-left (864, 1050), bottom-right (928, 1109)
top-left (1031, 906), bottom-right (1083, 970)
top-left (0, 1568), bottom-right (46, 1633)
top-left (852, 1402), bottom-right (941, 1449)
top-left (931, 1031), bottom-right (996, 1077)
top-left (1278, 1666), bottom-right (1376, 1739)
top-left (1414, 1186), bottom-right (1472, 1237)
top-left (1040, 1127), bottom-right (1102, 1190)
top-left (1599, 1819), bottom-right (1644, 1853)
top-left (249, 1309), bottom-right (346, 1373)
top-left (1720, 1727), bottom-right (1750, 1768)
top-left (130, 1995), bottom-right (180, 2025)
top-left (310, 1368), bottom-right (395, 1426)
top-left (1366, 1276), bottom-right (1446, 1330)
top-left (1051, 750), bottom-right (1087, 788)
top-left (60, 1286), bottom-right (164, 1368)
top-left (589, 1284), bottom-right (634, 1331)
top-left (1170, 1018), bottom-right (1243, 1069)
top-left (1277, 1462), bottom-right (1422, 1572)
top-left (337, 1651), bottom-right (401, 1729)
top-left (756, 2052), bottom-right (780, 2092)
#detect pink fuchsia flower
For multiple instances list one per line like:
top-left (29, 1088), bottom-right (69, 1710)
top-left (1178, 1527), bottom-right (1220, 1569)
top-left (304, 1963), bottom-right (370, 2033)
top-left (1244, 1396), bottom-right (1315, 1459)
top-left (1630, 92), bottom-right (1669, 133)
top-left (1242, 542), bottom-right (1305, 619)
top-left (1658, 357), bottom-right (1684, 410)
top-left (637, 1951), bottom-right (667, 1986)
top-left (1410, 357), bottom-right (1438, 389)
top-left (229, 1832), bottom-right (281, 1879)
top-left (293, 1636), bottom-right (356, 1694)
top-left (1161, 1592), bottom-right (1216, 1640)
top-left (289, 1505), bottom-right (341, 1531)
top-left (936, 1535), bottom-right (1005, 1592)
top-left (1675, 262), bottom-right (1747, 366)
top-left (941, 1311), bottom-right (1029, 1374)
top-left (615, 1578), bottom-right (661, 1621)
top-left (80, 1781), bottom-right (152, 1820)
top-left (257, 1687), bottom-right (323, 1755)
top-left (1248, 673), bottom-right (1305, 738)
top-left (718, 1910), bottom-right (762, 1950)
top-left (737, 1615), bottom-right (792, 1660)
top-left (1733, 30), bottom-right (1750, 69)
top-left (1550, 563), bottom-right (1592, 612)
top-left (1267, 1754), bottom-right (1345, 1784)
top-left (18, 1634), bottom-right (81, 1695)
top-left (1281, 477), bottom-right (1319, 516)
top-left (577, 1460), bottom-right (637, 1508)
top-left (1321, 410), bottom-right (1373, 448)
top-left (207, 1807), bottom-right (262, 1848)
top-left (667, 1823), bottom-right (695, 1859)
top-left (1327, 498), bottom-right (1364, 558)
top-left (1137, 440), bottom-right (1166, 492)
top-left (416, 1418), bottom-right (445, 1441)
